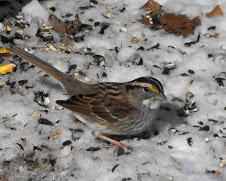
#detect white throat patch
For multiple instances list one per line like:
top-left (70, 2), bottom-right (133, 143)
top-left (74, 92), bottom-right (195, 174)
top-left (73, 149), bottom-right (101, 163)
top-left (142, 99), bottom-right (161, 110)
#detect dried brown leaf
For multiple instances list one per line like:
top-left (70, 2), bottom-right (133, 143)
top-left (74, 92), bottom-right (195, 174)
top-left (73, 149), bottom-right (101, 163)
top-left (140, 0), bottom-right (161, 16)
top-left (49, 14), bottom-right (82, 35)
top-left (203, 5), bottom-right (223, 18)
top-left (159, 13), bottom-right (201, 37)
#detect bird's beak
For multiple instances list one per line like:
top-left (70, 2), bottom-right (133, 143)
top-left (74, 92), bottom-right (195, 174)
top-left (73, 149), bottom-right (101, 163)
top-left (152, 93), bottom-right (167, 101)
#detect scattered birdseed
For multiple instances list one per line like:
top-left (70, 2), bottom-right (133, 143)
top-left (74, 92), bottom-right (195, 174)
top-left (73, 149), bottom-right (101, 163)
top-left (62, 140), bottom-right (72, 147)
top-left (207, 26), bottom-right (216, 31)
top-left (112, 164), bottom-right (119, 172)
top-left (187, 137), bottom-right (193, 146)
top-left (86, 147), bottom-right (101, 151)
top-left (215, 78), bottom-right (225, 89)
top-left (184, 34), bottom-right (200, 47)
top-left (18, 80), bottom-right (28, 86)
top-left (199, 126), bottom-right (210, 131)
top-left (219, 160), bottom-right (226, 167)
top-left (99, 23), bottom-right (110, 34)
top-left (113, 147), bottom-right (125, 156)
top-left (38, 118), bottom-right (54, 126)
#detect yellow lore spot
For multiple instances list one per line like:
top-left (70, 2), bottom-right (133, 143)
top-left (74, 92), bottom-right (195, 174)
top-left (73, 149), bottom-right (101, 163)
top-left (148, 86), bottom-right (159, 93)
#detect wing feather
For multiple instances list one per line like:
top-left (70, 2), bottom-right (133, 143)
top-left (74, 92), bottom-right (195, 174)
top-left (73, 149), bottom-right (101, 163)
top-left (56, 86), bottom-right (134, 124)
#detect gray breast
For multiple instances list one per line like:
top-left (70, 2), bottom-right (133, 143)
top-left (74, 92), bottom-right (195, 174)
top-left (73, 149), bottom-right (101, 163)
top-left (103, 106), bottom-right (159, 135)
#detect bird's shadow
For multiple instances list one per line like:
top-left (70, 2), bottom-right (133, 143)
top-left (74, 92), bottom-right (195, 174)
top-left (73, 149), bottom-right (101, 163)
top-left (38, 76), bottom-right (65, 94)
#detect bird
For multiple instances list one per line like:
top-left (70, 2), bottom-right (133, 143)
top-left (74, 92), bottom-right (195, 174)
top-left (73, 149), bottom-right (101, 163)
top-left (9, 44), bottom-right (167, 147)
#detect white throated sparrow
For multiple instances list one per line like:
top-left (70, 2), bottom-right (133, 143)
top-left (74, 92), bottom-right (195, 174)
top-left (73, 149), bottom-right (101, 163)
top-left (9, 45), bottom-right (166, 147)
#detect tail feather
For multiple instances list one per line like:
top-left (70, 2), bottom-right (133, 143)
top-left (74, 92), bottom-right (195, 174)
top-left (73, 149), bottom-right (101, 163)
top-left (9, 44), bottom-right (67, 84)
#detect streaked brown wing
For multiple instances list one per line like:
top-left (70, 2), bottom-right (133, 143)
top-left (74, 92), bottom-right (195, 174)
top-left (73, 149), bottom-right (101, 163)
top-left (56, 91), bottom-right (134, 124)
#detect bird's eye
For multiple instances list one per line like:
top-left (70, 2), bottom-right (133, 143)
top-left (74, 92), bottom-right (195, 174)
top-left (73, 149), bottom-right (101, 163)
top-left (143, 87), bottom-right (149, 92)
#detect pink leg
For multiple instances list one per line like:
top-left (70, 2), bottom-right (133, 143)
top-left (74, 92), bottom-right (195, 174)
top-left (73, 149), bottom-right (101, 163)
top-left (93, 132), bottom-right (126, 147)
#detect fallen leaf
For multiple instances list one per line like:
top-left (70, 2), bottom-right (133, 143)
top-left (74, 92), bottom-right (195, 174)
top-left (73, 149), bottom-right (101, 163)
top-left (203, 5), bottom-right (223, 18)
top-left (159, 13), bottom-right (201, 37)
top-left (140, 0), bottom-right (162, 16)
top-left (49, 14), bottom-right (82, 35)
top-left (140, 0), bottom-right (201, 37)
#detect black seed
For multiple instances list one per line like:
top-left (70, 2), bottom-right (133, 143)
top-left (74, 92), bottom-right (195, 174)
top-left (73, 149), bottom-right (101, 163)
top-left (25, 85), bottom-right (33, 89)
top-left (157, 140), bottom-right (168, 145)
top-left (49, 158), bottom-right (56, 166)
top-left (193, 125), bottom-right (200, 128)
top-left (199, 126), bottom-right (210, 131)
top-left (90, 0), bottom-right (98, 4)
top-left (181, 73), bottom-right (188, 76)
top-left (147, 43), bottom-right (160, 50)
top-left (74, 34), bottom-right (85, 42)
top-left (99, 23), bottom-right (109, 34)
top-left (62, 140), bottom-right (72, 147)
top-left (184, 34), bottom-right (200, 47)
top-left (208, 119), bottom-right (218, 123)
top-left (162, 68), bottom-right (170, 75)
top-left (14, 32), bottom-right (23, 40)
top-left (153, 65), bottom-right (161, 69)
top-left (208, 54), bottom-right (214, 58)
top-left (122, 178), bottom-right (132, 181)
top-left (33, 146), bottom-right (42, 151)
top-left (179, 132), bottom-right (189, 135)
top-left (198, 121), bottom-right (203, 125)
top-left (102, 72), bottom-right (107, 77)
top-left (50, 7), bottom-right (56, 12)
top-left (94, 22), bottom-right (100, 26)
top-left (67, 64), bottom-right (77, 73)
top-left (84, 52), bottom-right (95, 56)
top-left (114, 147), bottom-right (125, 156)
top-left (65, 13), bottom-right (73, 18)
top-left (17, 143), bottom-right (24, 150)
top-left (86, 147), bottom-right (100, 151)
top-left (112, 164), bottom-right (119, 172)
top-left (6, 80), bottom-right (16, 88)
top-left (0, 34), bottom-right (14, 44)
top-left (88, 18), bottom-right (94, 22)
top-left (79, 5), bottom-right (94, 10)
top-left (115, 47), bottom-right (119, 53)
top-left (93, 54), bottom-right (104, 59)
top-left (120, 7), bottom-right (126, 12)
top-left (188, 69), bottom-right (194, 74)
top-left (3, 161), bottom-right (10, 166)
top-left (38, 118), bottom-right (53, 126)
top-left (187, 137), bottom-right (193, 146)
top-left (207, 26), bottom-right (216, 31)
top-left (215, 78), bottom-right (225, 87)
top-left (138, 58), bottom-right (143, 65)
top-left (64, 50), bottom-right (70, 54)
top-left (137, 46), bottom-right (145, 51)
top-left (18, 80), bottom-right (28, 86)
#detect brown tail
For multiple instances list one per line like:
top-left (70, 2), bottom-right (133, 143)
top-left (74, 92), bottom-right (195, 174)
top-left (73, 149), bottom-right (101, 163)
top-left (9, 44), bottom-right (93, 96)
top-left (9, 44), bottom-right (67, 83)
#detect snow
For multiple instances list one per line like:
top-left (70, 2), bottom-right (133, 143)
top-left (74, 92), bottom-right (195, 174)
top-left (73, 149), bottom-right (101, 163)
top-left (22, 0), bottom-right (49, 23)
top-left (0, 0), bottom-right (226, 180)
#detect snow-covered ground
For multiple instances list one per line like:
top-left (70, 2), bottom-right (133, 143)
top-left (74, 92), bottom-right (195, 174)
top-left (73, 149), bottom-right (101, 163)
top-left (0, 0), bottom-right (226, 180)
